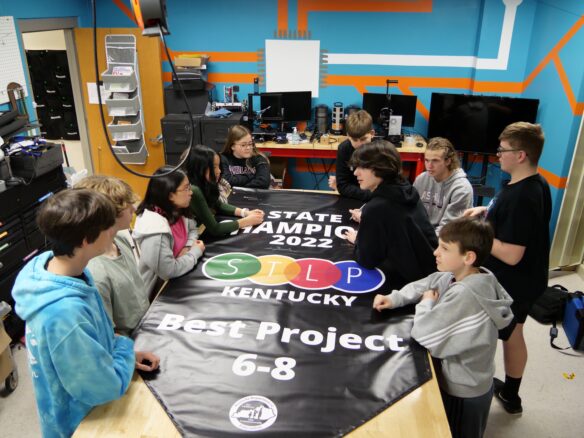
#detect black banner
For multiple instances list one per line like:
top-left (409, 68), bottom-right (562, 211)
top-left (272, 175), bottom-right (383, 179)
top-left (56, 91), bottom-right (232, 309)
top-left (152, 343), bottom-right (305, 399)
top-left (133, 189), bottom-right (431, 437)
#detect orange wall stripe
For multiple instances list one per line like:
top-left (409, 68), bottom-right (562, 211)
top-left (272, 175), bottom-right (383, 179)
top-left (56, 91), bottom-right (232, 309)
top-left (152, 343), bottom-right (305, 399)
top-left (538, 166), bottom-right (568, 190)
top-left (162, 72), bottom-right (257, 83)
top-left (553, 55), bottom-right (584, 116)
top-left (208, 73), bottom-right (257, 83)
top-left (297, 0), bottom-right (432, 32)
top-left (399, 84), bottom-right (429, 120)
top-left (278, 0), bottom-right (289, 33)
top-left (161, 49), bottom-right (258, 63)
top-left (112, 0), bottom-right (137, 25)
top-left (524, 15), bottom-right (584, 88)
top-left (471, 80), bottom-right (523, 94)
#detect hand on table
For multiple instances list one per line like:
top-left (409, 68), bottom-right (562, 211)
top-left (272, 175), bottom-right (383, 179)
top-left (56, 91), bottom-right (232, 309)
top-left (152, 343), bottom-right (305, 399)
top-left (135, 351), bottom-right (160, 372)
top-left (343, 228), bottom-right (357, 244)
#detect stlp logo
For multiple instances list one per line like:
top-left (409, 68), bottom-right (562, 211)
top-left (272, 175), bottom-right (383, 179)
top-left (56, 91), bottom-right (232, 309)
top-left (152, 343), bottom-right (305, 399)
top-left (229, 395), bottom-right (278, 431)
top-left (203, 253), bottom-right (385, 293)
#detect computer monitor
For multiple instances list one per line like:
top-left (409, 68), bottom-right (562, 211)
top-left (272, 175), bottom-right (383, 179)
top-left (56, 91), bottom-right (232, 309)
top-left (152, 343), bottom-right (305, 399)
top-left (258, 93), bottom-right (283, 121)
top-left (260, 91), bottom-right (312, 122)
top-left (362, 93), bottom-right (417, 127)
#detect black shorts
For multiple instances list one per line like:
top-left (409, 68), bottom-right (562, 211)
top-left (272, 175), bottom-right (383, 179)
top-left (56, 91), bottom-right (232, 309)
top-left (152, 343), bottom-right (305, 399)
top-left (510, 293), bottom-right (540, 324)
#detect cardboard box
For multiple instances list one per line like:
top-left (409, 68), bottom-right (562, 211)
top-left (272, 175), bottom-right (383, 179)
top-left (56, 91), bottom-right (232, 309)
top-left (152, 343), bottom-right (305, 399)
top-left (175, 56), bottom-right (208, 68)
top-left (0, 321), bottom-right (14, 382)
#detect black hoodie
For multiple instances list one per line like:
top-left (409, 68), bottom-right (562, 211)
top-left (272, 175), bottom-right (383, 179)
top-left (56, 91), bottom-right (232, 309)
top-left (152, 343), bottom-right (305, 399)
top-left (354, 180), bottom-right (438, 289)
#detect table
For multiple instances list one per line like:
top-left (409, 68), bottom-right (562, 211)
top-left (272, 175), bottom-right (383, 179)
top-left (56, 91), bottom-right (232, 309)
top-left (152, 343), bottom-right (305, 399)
top-left (75, 190), bottom-right (449, 438)
top-left (256, 134), bottom-right (427, 181)
top-left (75, 361), bottom-right (449, 438)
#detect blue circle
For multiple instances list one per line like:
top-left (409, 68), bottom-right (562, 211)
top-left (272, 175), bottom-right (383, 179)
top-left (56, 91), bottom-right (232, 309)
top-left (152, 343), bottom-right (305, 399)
top-left (333, 261), bottom-right (385, 294)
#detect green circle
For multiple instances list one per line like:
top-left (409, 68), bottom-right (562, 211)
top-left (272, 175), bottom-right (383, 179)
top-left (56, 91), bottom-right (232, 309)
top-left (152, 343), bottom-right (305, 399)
top-left (203, 253), bottom-right (261, 281)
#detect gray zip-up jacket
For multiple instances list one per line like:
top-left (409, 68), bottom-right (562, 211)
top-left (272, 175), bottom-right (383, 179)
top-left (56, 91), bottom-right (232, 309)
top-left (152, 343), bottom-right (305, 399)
top-left (413, 168), bottom-right (474, 234)
top-left (133, 209), bottom-right (203, 293)
top-left (386, 269), bottom-right (513, 398)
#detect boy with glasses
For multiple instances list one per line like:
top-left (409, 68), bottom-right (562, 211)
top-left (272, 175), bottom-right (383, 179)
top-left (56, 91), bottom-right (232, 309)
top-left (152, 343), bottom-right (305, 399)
top-left (465, 122), bottom-right (551, 414)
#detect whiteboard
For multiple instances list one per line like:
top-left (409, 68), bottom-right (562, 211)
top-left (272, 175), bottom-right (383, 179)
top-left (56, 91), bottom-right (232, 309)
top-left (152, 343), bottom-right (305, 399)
top-left (265, 40), bottom-right (320, 98)
top-left (0, 16), bottom-right (28, 105)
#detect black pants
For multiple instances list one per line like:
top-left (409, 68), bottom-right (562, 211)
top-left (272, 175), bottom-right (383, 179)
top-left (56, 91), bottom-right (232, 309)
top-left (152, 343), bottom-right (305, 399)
top-left (440, 385), bottom-right (493, 438)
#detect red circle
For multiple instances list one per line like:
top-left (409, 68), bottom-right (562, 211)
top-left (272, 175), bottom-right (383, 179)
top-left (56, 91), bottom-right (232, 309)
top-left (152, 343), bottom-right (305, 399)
top-left (289, 259), bottom-right (342, 290)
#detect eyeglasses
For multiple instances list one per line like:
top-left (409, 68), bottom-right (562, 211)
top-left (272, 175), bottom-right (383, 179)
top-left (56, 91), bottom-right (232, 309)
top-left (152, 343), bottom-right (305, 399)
top-left (496, 147), bottom-right (522, 154)
top-left (235, 141), bottom-right (254, 149)
top-left (176, 185), bottom-right (192, 193)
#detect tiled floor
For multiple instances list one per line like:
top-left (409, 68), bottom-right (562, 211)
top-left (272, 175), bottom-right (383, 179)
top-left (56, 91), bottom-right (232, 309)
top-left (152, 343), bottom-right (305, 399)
top-left (1, 271), bottom-right (583, 437)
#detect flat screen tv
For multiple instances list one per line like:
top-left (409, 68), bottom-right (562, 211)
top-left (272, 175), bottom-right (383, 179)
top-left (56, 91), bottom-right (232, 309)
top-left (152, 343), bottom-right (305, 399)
top-left (362, 93), bottom-right (417, 127)
top-left (427, 93), bottom-right (539, 154)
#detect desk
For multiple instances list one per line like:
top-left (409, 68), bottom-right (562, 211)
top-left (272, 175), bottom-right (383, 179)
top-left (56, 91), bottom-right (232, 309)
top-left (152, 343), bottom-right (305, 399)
top-left (75, 190), bottom-right (449, 438)
top-left (75, 362), bottom-right (449, 438)
top-left (256, 135), bottom-right (427, 180)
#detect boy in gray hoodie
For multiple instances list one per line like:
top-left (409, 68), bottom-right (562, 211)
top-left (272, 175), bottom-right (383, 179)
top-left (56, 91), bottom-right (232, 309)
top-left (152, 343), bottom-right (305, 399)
top-left (413, 137), bottom-right (474, 234)
top-left (373, 216), bottom-right (513, 438)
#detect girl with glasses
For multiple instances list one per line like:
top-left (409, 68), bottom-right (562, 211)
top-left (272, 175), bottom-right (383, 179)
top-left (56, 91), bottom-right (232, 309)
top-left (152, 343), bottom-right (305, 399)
top-left (220, 125), bottom-right (271, 189)
top-left (184, 145), bottom-right (264, 237)
top-left (133, 166), bottom-right (205, 291)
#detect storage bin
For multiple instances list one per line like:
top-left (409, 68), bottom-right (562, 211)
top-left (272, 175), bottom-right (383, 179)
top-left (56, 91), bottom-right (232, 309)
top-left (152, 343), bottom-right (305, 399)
top-left (105, 94), bottom-right (141, 117)
top-left (108, 115), bottom-right (143, 141)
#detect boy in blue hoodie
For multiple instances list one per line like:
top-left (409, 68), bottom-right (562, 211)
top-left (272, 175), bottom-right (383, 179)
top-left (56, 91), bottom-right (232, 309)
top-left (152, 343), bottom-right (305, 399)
top-left (373, 217), bottom-right (513, 438)
top-left (12, 189), bottom-right (159, 438)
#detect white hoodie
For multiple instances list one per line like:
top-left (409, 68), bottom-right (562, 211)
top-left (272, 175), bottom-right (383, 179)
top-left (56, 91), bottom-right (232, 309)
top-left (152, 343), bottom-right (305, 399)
top-left (413, 168), bottom-right (474, 234)
top-left (133, 209), bottom-right (203, 292)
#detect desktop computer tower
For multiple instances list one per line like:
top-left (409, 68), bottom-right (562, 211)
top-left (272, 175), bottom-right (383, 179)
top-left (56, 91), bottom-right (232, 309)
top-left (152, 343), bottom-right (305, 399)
top-left (161, 114), bottom-right (203, 165)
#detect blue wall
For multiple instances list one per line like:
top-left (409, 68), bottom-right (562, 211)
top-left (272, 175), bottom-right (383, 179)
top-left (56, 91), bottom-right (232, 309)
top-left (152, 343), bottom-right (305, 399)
top-left (3, 0), bottom-right (583, 234)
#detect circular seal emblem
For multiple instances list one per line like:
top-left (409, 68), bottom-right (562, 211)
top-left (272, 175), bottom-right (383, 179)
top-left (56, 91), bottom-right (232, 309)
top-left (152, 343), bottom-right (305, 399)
top-left (229, 395), bottom-right (278, 431)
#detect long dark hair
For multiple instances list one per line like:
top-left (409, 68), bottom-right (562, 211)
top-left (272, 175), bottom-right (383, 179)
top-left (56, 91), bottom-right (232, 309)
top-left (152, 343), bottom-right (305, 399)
top-left (136, 166), bottom-right (192, 224)
top-left (184, 144), bottom-right (220, 207)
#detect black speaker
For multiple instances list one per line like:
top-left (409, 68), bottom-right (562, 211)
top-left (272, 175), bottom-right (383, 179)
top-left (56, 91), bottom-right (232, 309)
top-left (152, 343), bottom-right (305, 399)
top-left (164, 85), bottom-right (209, 115)
top-left (315, 104), bottom-right (328, 134)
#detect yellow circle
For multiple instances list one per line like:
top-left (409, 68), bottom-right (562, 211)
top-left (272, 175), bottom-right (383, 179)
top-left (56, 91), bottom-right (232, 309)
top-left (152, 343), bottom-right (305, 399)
top-left (249, 255), bottom-right (301, 286)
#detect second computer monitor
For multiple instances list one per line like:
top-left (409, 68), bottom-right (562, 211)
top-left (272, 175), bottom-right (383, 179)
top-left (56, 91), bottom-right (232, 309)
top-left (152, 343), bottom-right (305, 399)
top-left (260, 91), bottom-right (312, 122)
top-left (362, 93), bottom-right (417, 127)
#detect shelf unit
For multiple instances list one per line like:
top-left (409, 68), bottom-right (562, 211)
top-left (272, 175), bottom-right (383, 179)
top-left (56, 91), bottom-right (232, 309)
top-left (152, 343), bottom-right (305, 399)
top-left (101, 35), bottom-right (147, 164)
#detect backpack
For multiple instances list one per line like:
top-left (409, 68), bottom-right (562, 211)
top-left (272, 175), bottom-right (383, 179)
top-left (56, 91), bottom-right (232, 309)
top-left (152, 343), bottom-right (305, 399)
top-left (529, 284), bottom-right (584, 350)
top-left (529, 284), bottom-right (570, 324)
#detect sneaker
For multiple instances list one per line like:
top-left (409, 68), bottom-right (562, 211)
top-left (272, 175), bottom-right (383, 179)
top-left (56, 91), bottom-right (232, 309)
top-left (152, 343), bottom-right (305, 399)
top-left (493, 378), bottom-right (523, 414)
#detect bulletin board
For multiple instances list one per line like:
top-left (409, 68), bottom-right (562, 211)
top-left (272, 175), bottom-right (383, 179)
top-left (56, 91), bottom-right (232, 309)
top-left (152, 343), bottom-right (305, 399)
top-left (0, 16), bottom-right (29, 105)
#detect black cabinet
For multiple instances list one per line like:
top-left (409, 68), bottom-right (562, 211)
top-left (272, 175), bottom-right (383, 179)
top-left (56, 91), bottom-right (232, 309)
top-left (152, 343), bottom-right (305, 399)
top-left (162, 110), bottom-right (242, 164)
top-left (200, 113), bottom-right (242, 153)
top-left (0, 168), bottom-right (67, 339)
top-left (161, 114), bottom-right (203, 165)
top-left (26, 50), bottom-right (79, 140)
